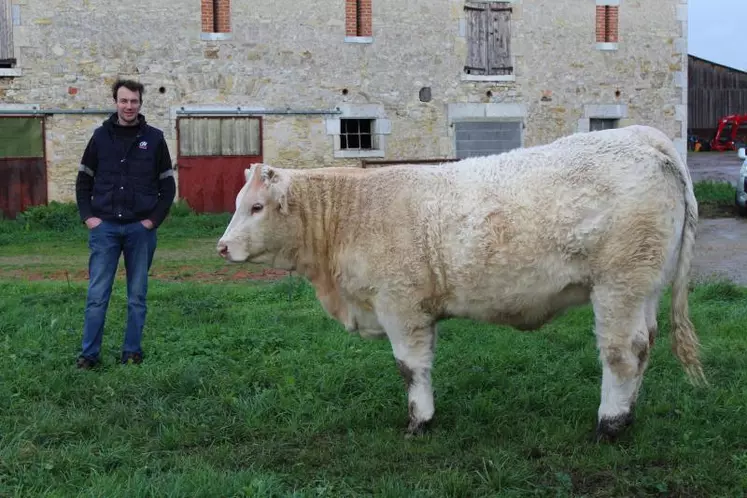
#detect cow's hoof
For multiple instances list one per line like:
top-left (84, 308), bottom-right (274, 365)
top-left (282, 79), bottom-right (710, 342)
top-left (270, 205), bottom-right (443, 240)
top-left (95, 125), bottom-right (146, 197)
top-left (405, 418), bottom-right (433, 438)
top-left (595, 412), bottom-right (634, 442)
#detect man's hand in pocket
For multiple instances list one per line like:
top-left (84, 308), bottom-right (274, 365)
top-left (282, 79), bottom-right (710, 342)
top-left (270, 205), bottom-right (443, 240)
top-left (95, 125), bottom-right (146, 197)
top-left (85, 217), bottom-right (102, 230)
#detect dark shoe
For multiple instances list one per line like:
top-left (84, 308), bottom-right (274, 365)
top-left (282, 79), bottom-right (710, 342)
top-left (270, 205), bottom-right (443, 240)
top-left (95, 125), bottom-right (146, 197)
top-left (121, 351), bottom-right (143, 365)
top-left (76, 356), bottom-right (99, 370)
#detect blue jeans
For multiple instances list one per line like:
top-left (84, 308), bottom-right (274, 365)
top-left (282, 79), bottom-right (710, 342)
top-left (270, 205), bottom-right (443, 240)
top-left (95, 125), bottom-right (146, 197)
top-left (80, 220), bottom-right (157, 360)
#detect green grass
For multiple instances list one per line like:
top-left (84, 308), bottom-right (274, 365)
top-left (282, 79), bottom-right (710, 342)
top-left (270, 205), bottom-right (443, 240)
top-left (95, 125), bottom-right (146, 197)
top-left (1, 273), bottom-right (747, 496)
top-left (693, 181), bottom-right (738, 217)
top-left (0, 199), bottom-right (746, 497)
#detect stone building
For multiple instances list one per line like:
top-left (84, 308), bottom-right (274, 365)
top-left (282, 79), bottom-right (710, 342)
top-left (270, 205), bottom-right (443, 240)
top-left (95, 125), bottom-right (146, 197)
top-left (0, 0), bottom-right (688, 216)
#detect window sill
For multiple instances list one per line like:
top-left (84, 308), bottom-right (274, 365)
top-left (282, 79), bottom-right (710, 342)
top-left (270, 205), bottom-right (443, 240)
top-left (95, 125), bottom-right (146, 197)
top-left (334, 149), bottom-right (385, 158)
top-left (200, 32), bottom-right (232, 41)
top-left (596, 42), bottom-right (618, 51)
top-left (0, 68), bottom-right (22, 77)
top-left (344, 36), bottom-right (373, 44)
top-left (461, 74), bottom-right (515, 82)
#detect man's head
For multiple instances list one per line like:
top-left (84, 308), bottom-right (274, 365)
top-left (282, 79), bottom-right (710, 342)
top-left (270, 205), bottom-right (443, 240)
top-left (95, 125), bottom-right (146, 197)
top-left (111, 79), bottom-right (144, 126)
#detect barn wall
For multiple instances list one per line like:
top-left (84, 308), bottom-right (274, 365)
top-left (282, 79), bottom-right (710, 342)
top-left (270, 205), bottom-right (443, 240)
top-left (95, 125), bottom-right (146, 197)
top-left (688, 55), bottom-right (747, 136)
top-left (0, 0), bottom-right (687, 204)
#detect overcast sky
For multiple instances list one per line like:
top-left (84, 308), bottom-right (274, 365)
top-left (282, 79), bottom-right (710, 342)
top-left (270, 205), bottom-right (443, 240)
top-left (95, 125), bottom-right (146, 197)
top-left (688, 0), bottom-right (746, 71)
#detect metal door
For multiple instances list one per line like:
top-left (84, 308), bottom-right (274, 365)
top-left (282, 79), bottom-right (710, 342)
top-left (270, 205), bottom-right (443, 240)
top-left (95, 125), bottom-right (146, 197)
top-left (0, 116), bottom-right (47, 219)
top-left (176, 116), bottom-right (263, 213)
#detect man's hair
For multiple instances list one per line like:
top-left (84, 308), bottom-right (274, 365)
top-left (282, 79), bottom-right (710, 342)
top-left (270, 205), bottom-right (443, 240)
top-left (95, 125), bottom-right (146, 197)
top-left (112, 79), bottom-right (145, 101)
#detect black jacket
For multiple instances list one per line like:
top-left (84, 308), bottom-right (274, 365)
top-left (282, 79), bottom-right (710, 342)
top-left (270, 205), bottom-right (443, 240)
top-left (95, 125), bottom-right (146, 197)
top-left (75, 113), bottom-right (176, 227)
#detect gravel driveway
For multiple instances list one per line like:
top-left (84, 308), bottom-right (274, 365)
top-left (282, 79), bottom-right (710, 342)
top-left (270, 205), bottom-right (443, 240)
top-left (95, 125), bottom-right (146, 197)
top-left (688, 151), bottom-right (746, 285)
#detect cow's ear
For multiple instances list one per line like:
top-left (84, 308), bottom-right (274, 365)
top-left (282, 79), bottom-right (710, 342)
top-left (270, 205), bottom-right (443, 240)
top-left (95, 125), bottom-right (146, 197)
top-left (260, 164), bottom-right (277, 184)
top-left (266, 169), bottom-right (290, 214)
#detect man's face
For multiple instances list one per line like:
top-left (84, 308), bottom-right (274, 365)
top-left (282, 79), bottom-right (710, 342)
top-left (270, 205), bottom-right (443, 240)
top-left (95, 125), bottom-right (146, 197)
top-left (115, 87), bottom-right (141, 126)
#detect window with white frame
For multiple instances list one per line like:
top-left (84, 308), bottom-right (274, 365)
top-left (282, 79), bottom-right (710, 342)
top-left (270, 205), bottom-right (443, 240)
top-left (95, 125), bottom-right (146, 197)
top-left (326, 105), bottom-right (390, 158)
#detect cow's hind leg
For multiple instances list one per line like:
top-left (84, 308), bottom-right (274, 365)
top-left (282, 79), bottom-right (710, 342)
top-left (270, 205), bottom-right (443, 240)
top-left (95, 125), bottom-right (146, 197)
top-left (378, 311), bottom-right (438, 436)
top-left (592, 285), bottom-right (650, 442)
top-left (630, 289), bottom-right (661, 406)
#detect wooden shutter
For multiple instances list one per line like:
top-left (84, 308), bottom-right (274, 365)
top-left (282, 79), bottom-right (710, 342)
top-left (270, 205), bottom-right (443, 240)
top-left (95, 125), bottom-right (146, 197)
top-left (488, 3), bottom-right (512, 75)
top-left (464, 2), bottom-right (512, 76)
top-left (464, 3), bottom-right (488, 75)
top-left (0, 0), bottom-right (14, 65)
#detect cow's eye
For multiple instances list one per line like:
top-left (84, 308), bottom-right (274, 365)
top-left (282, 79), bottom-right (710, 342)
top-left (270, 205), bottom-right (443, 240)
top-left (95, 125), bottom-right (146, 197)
top-left (251, 203), bottom-right (263, 214)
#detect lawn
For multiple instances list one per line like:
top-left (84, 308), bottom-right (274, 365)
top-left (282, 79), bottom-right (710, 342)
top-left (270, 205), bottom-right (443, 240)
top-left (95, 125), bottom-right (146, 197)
top-left (1, 197), bottom-right (746, 497)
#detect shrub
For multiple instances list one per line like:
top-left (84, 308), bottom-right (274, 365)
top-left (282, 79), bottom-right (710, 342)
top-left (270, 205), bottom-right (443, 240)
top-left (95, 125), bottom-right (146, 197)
top-left (16, 201), bottom-right (82, 232)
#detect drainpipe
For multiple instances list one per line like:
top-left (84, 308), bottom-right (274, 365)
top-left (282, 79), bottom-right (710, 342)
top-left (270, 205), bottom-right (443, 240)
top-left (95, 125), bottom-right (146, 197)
top-left (175, 107), bottom-right (342, 116)
top-left (0, 108), bottom-right (114, 115)
top-left (0, 107), bottom-right (343, 116)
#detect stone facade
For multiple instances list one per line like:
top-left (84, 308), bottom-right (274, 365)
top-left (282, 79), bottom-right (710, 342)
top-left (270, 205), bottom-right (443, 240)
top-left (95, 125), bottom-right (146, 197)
top-left (0, 0), bottom-right (688, 204)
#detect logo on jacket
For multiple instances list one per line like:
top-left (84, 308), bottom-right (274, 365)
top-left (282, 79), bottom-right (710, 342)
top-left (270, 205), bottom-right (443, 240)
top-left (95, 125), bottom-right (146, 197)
top-left (138, 141), bottom-right (148, 149)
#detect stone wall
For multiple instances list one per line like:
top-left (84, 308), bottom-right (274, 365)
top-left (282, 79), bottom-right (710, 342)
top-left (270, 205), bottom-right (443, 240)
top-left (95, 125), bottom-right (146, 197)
top-left (0, 0), bottom-right (687, 203)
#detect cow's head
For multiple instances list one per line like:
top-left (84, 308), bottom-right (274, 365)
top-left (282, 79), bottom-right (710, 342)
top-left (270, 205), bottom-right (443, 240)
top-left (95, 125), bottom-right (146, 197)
top-left (217, 164), bottom-right (295, 267)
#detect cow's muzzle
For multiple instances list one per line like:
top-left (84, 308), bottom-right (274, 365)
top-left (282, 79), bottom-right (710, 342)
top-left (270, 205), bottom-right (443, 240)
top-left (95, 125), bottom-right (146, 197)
top-left (217, 240), bottom-right (229, 259)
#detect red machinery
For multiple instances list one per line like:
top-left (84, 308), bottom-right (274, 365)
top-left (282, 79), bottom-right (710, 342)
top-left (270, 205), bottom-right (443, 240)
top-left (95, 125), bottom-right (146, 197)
top-left (710, 114), bottom-right (747, 151)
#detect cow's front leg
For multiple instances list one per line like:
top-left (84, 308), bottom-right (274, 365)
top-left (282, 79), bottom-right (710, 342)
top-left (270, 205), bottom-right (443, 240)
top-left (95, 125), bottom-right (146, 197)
top-left (377, 309), bottom-right (438, 436)
top-left (393, 324), bottom-right (437, 436)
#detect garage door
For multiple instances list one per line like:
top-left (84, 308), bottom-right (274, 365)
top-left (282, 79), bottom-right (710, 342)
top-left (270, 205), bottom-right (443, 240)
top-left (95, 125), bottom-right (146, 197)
top-left (177, 116), bottom-right (263, 213)
top-left (454, 120), bottom-right (522, 159)
top-left (0, 117), bottom-right (47, 219)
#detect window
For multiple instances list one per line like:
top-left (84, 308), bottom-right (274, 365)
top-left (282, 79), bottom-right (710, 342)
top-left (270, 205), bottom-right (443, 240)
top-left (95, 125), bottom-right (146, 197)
top-left (454, 120), bottom-right (521, 159)
top-left (178, 117), bottom-right (260, 156)
top-left (340, 119), bottom-right (375, 150)
top-left (463, 2), bottom-right (513, 80)
top-left (579, 104), bottom-right (627, 133)
top-left (590, 118), bottom-right (618, 131)
top-left (595, 0), bottom-right (619, 50)
top-left (326, 105), bottom-right (390, 158)
top-left (345, 0), bottom-right (372, 42)
top-left (201, 0), bottom-right (231, 40)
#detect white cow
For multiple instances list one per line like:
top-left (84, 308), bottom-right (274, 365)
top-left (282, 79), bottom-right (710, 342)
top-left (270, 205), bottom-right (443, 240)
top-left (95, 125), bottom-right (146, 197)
top-left (217, 125), bottom-right (706, 440)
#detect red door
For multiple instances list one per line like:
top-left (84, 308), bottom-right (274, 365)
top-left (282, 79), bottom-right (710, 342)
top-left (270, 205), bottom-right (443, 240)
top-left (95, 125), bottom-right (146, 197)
top-left (0, 117), bottom-right (47, 219)
top-left (176, 116), bottom-right (263, 213)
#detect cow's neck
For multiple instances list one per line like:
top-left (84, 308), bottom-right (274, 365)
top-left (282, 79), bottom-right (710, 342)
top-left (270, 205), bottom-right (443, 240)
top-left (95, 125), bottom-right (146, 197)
top-left (290, 174), bottom-right (356, 285)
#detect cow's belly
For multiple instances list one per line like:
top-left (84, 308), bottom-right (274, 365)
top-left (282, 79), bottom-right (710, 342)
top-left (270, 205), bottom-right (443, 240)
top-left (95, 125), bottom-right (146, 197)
top-left (447, 282), bottom-right (591, 331)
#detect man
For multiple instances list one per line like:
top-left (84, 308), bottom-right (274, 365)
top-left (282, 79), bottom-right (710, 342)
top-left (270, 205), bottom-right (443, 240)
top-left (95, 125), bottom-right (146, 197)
top-left (74, 78), bottom-right (176, 368)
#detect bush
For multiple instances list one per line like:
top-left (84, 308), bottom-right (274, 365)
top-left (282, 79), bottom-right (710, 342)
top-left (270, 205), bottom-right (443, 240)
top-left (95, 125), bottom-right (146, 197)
top-left (16, 201), bottom-right (82, 232)
top-left (168, 199), bottom-right (196, 217)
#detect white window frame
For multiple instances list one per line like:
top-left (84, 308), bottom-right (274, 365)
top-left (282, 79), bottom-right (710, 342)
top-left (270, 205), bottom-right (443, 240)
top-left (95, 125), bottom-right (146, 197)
top-left (577, 104), bottom-right (628, 133)
top-left (326, 104), bottom-right (390, 158)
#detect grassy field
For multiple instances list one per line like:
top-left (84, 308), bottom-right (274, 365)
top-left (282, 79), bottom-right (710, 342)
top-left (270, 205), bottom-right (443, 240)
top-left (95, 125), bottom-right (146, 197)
top-left (693, 181), bottom-right (739, 218)
top-left (1, 195), bottom-right (746, 497)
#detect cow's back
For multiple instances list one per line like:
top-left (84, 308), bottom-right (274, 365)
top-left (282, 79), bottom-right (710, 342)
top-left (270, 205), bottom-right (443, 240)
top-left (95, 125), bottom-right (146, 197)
top-left (333, 126), bottom-right (688, 328)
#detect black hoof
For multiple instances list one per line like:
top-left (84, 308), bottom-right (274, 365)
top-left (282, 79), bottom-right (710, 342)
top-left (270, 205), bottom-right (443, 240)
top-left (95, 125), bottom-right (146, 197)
top-left (405, 417), bottom-right (434, 438)
top-left (595, 412), bottom-right (634, 442)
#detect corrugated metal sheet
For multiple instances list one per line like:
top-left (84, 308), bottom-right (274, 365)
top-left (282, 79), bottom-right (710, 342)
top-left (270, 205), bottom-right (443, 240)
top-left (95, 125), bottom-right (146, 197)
top-left (0, 117), bottom-right (44, 158)
top-left (178, 117), bottom-right (260, 156)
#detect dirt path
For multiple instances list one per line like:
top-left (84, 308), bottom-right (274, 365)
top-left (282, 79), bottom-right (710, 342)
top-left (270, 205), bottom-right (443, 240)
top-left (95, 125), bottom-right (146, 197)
top-left (687, 151), bottom-right (742, 186)
top-left (691, 217), bottom-right (747, 285)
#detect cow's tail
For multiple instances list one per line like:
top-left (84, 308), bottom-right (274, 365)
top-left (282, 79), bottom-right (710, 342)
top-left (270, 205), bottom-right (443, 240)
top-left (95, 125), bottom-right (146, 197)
top-left (645, 127), bottom-right (707, 387)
